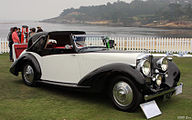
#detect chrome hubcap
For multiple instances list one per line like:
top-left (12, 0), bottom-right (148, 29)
top-left (113, 81), bottom-right (133, 107)
top-left (24, 65), bottom-right (34, 83)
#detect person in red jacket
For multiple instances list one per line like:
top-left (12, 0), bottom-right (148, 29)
top-left (12, 27), bottom-right (20, 43)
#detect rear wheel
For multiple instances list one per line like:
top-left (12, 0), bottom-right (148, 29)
top-left (110, 76), bottom-right (143, 112)
top-left (22, 63), bottom-right (37, 87)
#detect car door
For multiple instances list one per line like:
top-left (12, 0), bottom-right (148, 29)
top-left (40, 54), bottom-right (81, 84)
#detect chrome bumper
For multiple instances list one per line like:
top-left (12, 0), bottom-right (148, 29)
top-left (144, 83), bottom-right (183, 101)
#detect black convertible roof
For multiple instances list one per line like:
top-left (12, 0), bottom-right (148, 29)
top-left (48, 31), bottom-right (86, 36)
top-left (30, 31), bottom-right (86, 38)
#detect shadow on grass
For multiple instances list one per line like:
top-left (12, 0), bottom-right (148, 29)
top-left (13, 79), bottom-right (113, 109)
top-left (44, 84), bottom-right (113, 106)
top-left (38, 83), bottom-right (180, 111)
top-left (12, 79), bottom-right (178, 117)
top-left (13, 79), bottom-right (23, 85)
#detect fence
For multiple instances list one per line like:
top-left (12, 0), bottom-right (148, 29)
top-left (111, 37), bottom-right (192, 54)
top-left (1, 37), bottom-right (192, 54)
top-left (0, 38), bottom-right (9, 54)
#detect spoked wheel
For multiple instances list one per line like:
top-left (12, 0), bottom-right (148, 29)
top-left (110, 76), bottom-right (142, 112)
top-left (22, 63), bottom-right (37, 87)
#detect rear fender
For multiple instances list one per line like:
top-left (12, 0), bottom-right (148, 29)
top-left (10, 53), bottom-right (41, 78)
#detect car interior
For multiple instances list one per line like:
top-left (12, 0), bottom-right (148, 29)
top-left (31, 34), bottom-right (76, 56)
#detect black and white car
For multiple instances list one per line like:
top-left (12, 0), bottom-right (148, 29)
top-left (10, 31), bottom-right (182, 112)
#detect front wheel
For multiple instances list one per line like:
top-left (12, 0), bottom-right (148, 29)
top-left (22, 63), bottom-right (37, 87)
top-left (110, 76), bottom-right (143, 112)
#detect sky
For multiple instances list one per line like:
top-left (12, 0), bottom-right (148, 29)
top-left (0, 0), bottom-right (132, 21)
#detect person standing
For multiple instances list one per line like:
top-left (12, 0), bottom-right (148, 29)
top-left (29, 28), bottom-right (36, 37)
top-left (37, 26), bottom-right (43, 33)
top-left (29, 28), bottom-right (32, 37)
top-left (17, 28), bottom-right (21, 42)
top-left (7, 27), bottom-right (14, 62)
top-left (12, 27), bottom-right (20, 44)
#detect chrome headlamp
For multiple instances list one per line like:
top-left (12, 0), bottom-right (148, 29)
top-left (156, 74), bottom-right (162, 86)
top-left (157, 57), bottom-right (168, 71)
top-left (137, 59), bottom-right (151, 76)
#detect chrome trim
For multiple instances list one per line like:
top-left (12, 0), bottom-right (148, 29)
top-left (167, 57), bottom-right (173, 62)
top-left (136, 53), bottom-right (151, 60)
top-left (23, 65), bottom-right (34, 83)
top-left (113, 81), bottom-right (133, 106)
top-left (137, 59), bottom-right (151, 77)
top-left (144, 83), bottom-right (183, 101)
top-left (157, 57), bottom-right (168, 71)
top-left (39, 80), bottom-right (91, 88)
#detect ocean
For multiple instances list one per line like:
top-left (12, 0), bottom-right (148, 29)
top-left (1, 20), bottom-right (192, 40)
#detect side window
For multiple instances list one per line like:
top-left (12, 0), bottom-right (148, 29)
top-left (45, 39), bottom-right (57, 49)
top-left (44, 39), bottom-right (73, 50)
top-left (43, 35), bottom-right (75, 54)
top-left (31, 37), bottom-right (46, 53)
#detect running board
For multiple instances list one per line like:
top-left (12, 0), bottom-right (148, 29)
top-left (38, 80), bottom-right (91, 88)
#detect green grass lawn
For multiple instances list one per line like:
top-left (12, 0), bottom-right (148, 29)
top-left (0, 53), bottom-right (191, 120)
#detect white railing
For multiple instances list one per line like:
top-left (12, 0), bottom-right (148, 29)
top-left (0, 38), bottom-right (9, 54)
top-left (110, 37), bottom-right (192, 54)
top-left (1, 37), bottom-right (192, 54)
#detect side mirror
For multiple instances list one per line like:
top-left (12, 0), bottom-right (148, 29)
top-left (108, 40), bottom-right (115, 48)
top-left (103, 38), bottom-right (115, 48)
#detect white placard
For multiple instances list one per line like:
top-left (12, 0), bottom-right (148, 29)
top-left (140, 100), bottom-right (162, 119)
top-left (175, 84), bottom-right (183, 95)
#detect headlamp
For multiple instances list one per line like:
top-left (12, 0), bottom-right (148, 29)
top-left (137, 59), bottom-right (151, 76)
top-left (157, 57), bottom-right (168, 71)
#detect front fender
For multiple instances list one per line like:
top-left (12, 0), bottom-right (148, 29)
top-left (78, 63), bottom-right (145, 92)
top-left (10, 53), bottom-right (41, 78)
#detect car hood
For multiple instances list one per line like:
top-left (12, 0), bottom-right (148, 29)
top-left (78, 50), bottom-right (149, 78)
top-left (80, 50), bottom-right (149, 66)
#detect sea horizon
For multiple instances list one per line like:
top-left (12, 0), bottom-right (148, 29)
top-left (1, 20), bottom-right (192, 39)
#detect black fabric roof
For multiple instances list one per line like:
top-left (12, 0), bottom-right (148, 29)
top-left (48, 31), bottom-right (86, 36)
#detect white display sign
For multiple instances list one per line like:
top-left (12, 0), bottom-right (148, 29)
top-left (175, 84), bottom-right (183, 95)
top-left (140, 100), bottom-right (162, 119)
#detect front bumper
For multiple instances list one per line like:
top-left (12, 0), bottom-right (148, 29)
top-left (144, 83), bottom-right (183, 101)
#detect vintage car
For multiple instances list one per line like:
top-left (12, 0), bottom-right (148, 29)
top-left (10, 31), bottom-right (182, 112)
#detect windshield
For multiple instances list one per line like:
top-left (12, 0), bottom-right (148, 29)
top-left (73, 35), bottom-right (111, 52)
